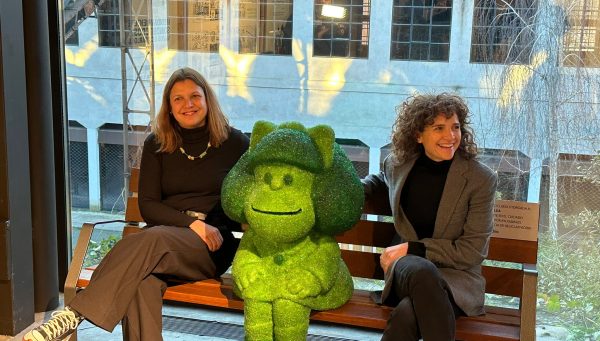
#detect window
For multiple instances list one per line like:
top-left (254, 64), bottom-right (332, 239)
top-left (168, 0), bottom-right (220, 52)
top-left (470, 0), bottom-right (536, 64)
top-left (563, 0), bottom-right (600, 67)
top-left (97, 0), bottom-right (150, 47)
top-left (391, 0), bottom-right (453, 61)
top-left (313, 0), bottom-right (371, 58)
top-left (239, 0), bottom-right (293, 55)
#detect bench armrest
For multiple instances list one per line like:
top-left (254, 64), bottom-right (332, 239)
top-left (520, 262), bottom-right (538, 341)
top-left (64, 220), bottom-right (128, 305)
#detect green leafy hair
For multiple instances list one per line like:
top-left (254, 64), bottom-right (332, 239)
top-left (222, 121), bottom-right (364, 235)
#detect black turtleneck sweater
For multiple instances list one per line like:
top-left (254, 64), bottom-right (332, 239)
top-left (401, 153), bottom-right (452, 256)
top-left (138, 125), bottom-right (249, 229)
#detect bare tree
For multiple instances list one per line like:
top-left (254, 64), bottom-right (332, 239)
top-left (473, 0), bottom-right (600, 239)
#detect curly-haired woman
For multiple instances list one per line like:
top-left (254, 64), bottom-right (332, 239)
top-left (363, 93), bottom-right (498, 341)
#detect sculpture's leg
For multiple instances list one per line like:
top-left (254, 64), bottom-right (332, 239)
top-left (272, 299), bottom-right (311, 341)
top-left (244, 300), bottom-right (274, 341)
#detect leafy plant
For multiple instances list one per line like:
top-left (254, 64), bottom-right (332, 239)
top-left (537, 209), bottom-right (600, 339)
top-left (83, 234), bottom-right (120, 267)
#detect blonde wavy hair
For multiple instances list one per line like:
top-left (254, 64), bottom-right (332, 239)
top-left (391, 93), bottom-right (478, 161)
top-left (153, 67), bottom-right (230, 153)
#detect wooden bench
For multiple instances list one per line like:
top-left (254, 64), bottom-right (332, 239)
top-left (65, 168), bottom-right (538, 341)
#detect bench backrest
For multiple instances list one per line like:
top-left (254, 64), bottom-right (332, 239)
top-left (125, 167), bottom-right (538, 299)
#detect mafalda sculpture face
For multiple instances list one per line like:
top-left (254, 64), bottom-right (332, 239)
top-left (222, 121), bottom-right (364, 341)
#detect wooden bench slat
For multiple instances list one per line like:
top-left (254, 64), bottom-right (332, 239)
top-left (125, 197), bottom-right (143, 222)
top-left (129, 167), bottom-right (140, 194)
top-left (456, 317), bottom-right (520, 341)
top-left (75, 273), bottom-right (523, 338)
top-left (487, 238), bottom-right (537, 264)
top-left (483, 266), bottom-right (524, 297)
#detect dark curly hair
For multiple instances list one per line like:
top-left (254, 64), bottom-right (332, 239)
top-left (391, 93), bottom-right (478, 160)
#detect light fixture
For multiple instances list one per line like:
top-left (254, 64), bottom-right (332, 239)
top-left (321, 4), bottom-right (346, 19)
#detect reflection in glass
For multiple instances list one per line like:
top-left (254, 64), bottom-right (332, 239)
top-left (168, 0), bottom-right (220, 52)
top-left (313, 0), bottom-right (371, 58)
top-left (470, 0), bottom-right (536, 64)
top-left (239, 0), bottom-right (294, 55)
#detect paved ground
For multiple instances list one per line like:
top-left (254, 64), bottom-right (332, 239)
top-left (1, 294), bottom-right (382, 341)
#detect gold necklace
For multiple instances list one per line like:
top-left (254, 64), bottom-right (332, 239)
top-left (179, 142), bottom-right (211, 160)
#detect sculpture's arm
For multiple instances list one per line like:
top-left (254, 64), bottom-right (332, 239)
top-left (232, 231), bottom-right (274, 300)
top-left (281, 234), bottom-right (340, 299)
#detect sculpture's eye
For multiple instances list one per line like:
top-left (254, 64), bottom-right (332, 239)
top-left (283, 174), bottom-right (293, 186)
top-left (263, 172), bottom-right (273, 185)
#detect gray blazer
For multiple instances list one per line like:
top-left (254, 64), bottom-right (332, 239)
top-left (363, 153), bottom-right (497, 316)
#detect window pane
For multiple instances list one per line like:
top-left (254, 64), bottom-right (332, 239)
top-left (391, 0), bottom-right (452, 61)
top-left (413, 25), bottom-right (430, 42)
top-left (430, 43), bottom-right (449, 60)
top-left (470, 0), bottom-right (537, 64)
top-left (410, 42), bottom-right (429, 60)
top-left (562, 0), bottom-right (600, 67)
top-left (431, 26), bottom-right (450, 43)
top-left (239, 0), bottom-right (293, 55)
top-left (313, 0), bottom-right (370, 58)
top-left (167, 0), bottom-right (220, 52)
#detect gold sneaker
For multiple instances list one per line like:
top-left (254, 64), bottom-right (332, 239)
top-left (23, 307), bottom-right (82, 341)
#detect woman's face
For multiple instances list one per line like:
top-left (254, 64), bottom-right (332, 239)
top-left (169, 79), bottom-right (208, 129)
top-left (417, 113), bottom-right (461, 161)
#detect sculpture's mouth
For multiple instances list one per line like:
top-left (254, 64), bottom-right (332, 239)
top-left (251, 206), bottom-right (302, 216)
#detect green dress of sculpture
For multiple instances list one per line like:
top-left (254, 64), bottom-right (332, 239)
top-left (221, 121), bottom-right (364, 341)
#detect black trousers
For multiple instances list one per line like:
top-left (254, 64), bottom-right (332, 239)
top-left (381, 255), bottom-right (463, 341)
top-left (69, 225), bottom-right (237, 341)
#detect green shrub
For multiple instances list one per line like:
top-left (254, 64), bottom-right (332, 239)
top-left (83, 234), bottom-right (120, 267)
top-left (537, 209), bottom-right (600, 339)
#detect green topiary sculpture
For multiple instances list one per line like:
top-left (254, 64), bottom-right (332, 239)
top-left (221, 121), bottom-right (364, 341)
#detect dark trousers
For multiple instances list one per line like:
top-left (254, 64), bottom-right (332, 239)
top-left (381, 255), bottom-right (463, 341)
top-left (69, 225), bottom-right (235, 341)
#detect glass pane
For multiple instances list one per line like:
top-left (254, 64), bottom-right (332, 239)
top-left (313, 0), bottom-right (370, 58)
top-left (391, 42), bottom-right (410, 59)
top-left (410, 42), bottom-right (429, 60)
top-left (429, 43), bottom-right (449, 60)
top-left (413, 25), bottom-right (430, 42)
top-left (57, 2), bottom-right (600, 339)
top-left (431, 26), bottom-right (450, 43)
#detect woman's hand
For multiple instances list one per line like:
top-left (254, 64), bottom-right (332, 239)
top-left (380, 242), bottom-right (408, 274)
top-left (190, 220), bottom-right (223, 251)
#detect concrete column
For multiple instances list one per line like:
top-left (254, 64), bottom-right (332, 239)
top-left (527, 158), bottom-right (543, 203)
top-left (87, 127), bottom-right (102, 211)
top-left (0, 0), bottom-right (35, 334)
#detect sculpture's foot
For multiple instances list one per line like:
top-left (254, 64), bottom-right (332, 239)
top-left (274, 324), bottom-right (308, 341)
top-left (273, 299), bottom-right (310, 341)
top-left (244, 300), bottom-right (274, 341)
top-left (245, 322), bottom-right (273, 341)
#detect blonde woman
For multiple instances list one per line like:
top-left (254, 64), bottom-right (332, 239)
top-left (24, 68), bottom-right (249, 341)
